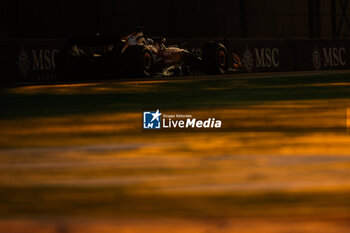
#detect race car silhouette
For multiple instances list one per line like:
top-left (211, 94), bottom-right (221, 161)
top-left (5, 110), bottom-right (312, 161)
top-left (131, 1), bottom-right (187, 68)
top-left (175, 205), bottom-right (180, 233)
top-left (119, 31), bottom-right (242, 77)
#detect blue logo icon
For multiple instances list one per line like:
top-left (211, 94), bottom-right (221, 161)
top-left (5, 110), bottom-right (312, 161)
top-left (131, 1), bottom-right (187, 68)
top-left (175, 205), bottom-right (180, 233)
top-left (143, 110), bottom-right (162, 129)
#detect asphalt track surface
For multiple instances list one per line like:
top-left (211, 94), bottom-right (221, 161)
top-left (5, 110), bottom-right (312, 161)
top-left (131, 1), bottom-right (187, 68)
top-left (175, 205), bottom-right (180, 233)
top-left (12, 69), bottom-right (350, 86)
top-left (2, 70), bottom-right (350, 233)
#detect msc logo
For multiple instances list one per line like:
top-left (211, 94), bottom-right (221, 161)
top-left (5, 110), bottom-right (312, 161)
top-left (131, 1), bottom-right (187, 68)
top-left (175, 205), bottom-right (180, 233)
top-left (312, 47), bottom-right (346, 70)
top-left (243, 47), bottom-right (280, 72)
top-left (143, 110), bottom-right (162, 129)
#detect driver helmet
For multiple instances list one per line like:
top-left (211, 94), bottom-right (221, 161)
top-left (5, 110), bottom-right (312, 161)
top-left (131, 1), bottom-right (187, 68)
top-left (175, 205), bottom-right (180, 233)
top-left (145, 38), bottom-right (154, 45)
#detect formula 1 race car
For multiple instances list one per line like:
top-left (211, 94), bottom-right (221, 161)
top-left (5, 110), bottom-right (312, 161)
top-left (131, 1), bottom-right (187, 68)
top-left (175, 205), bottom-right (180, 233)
top-left (56, 31), bottom-right (242, 80)
top-left (119, 31), bottom-right (242, 77)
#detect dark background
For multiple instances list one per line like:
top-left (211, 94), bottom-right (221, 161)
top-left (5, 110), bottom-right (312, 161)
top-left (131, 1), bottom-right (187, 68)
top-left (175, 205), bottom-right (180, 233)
top-left (0, 0), bottom-right (349, 39)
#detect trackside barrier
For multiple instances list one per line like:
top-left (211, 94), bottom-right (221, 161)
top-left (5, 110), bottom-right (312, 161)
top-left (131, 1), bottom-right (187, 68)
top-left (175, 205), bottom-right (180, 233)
top-left (0, 39), bottom-right (65, 82)
top-left (1, 38), bottom-right (350, 82)
top-left (169, 38), bottom-right (350, 73)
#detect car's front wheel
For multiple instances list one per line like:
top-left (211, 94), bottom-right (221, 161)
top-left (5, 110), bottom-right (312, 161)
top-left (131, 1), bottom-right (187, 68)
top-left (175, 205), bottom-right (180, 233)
top-left (202, 42), bottom-right (228, 74)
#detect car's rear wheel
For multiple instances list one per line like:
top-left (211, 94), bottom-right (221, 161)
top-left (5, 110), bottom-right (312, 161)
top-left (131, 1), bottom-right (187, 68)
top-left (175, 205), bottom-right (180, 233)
top-left (122, 46), bottom-right (154, 77)
top-left (202, 42), bottom-right (228, 74)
